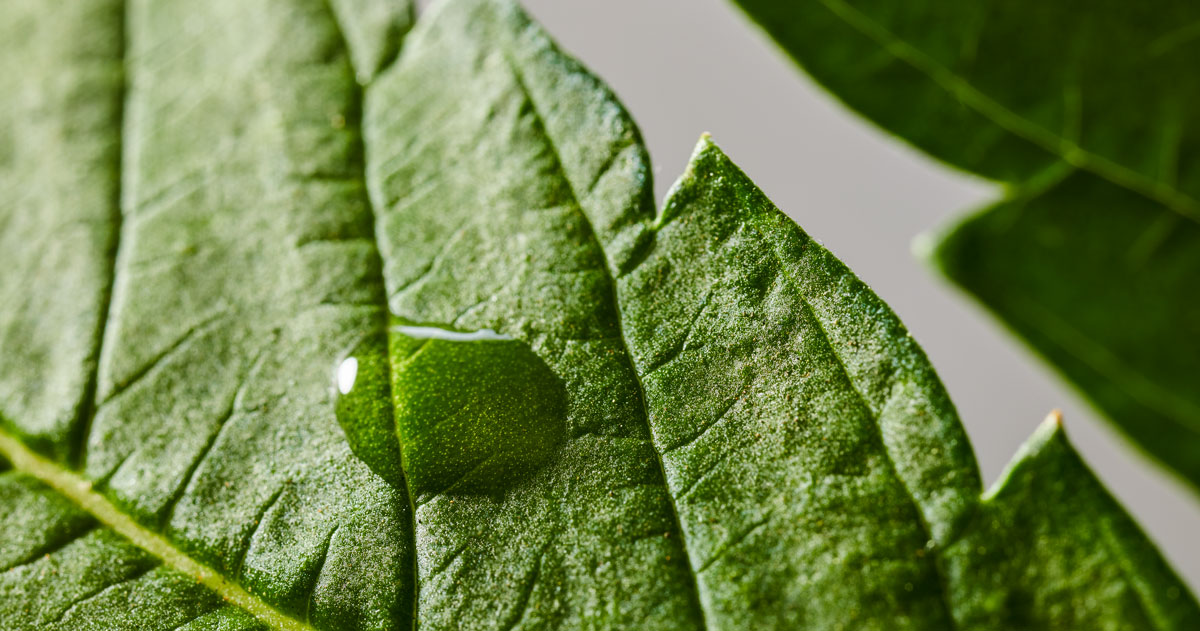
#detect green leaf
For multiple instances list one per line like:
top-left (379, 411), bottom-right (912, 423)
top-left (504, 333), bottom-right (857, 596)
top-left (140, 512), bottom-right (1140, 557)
top-left (1, 0), bottom-right (415, 627)
top-left (729, 0), bottom-right (1200, 488)
top-left (0, 0), bottom-right (1196, 629)
top-left (932, 170), bottom-right (1200, 491)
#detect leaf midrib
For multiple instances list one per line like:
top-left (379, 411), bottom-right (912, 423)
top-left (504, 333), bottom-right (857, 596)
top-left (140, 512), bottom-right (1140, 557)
top-left (321, 3), bottom-right (422, 631)
top-left (0, 428), bottom-right (314, 631)
top-left (812, 0), bottom-right (1200, 226)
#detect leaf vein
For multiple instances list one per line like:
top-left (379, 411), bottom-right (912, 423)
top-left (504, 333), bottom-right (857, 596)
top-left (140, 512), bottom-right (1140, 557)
top-left (759, 227), bottom-right (960, 628)
top-left (696, 511), bottom-right (772, 574)
top-left (49, 563), bottom-right (158, 625)
top-left (502, 49), bottom-right (711, 629)
top-left (814, 0), bottom-right (1200, 225)
top-left (0, 524), bottom-right (98, 575)
top-left (321, 4), bottom-right (421, 631)
top-left (98, 313), bottom-right (225, 407)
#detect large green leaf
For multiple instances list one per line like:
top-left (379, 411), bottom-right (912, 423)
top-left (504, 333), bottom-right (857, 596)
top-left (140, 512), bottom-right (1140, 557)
top-left (0, 0), bottom-right (1196, 629)
top-left (730, 0), bottom-right (1200, 489)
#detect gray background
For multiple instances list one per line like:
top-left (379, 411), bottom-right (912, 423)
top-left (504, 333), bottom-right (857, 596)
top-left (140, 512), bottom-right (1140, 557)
top-left (416, 0), bottom-right (1200, 588)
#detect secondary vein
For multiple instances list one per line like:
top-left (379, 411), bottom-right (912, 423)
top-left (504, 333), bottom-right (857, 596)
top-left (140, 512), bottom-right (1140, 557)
top-left (763, 229), bottom-right (960, 629)
top-left (24, 5), bottom-right (292, 623)
top-left (71, 0), bottom-right (127, 469)
top-left (503, 52), bottom-right (712, 631)
top-left (815, 0), bottom-right (1200, 226)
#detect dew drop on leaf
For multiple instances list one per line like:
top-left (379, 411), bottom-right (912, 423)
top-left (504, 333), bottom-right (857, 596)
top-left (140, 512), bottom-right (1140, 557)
top-left (334, 320), bottom-right (567, 502)
top-left (389, 320), bottom-right (567, 502)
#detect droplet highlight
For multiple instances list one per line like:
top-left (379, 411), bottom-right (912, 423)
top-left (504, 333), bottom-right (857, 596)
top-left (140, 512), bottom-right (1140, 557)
top-left (392, 324), bottom-right (511, 342)
top-left (337, 356), bottom-right (358, 395)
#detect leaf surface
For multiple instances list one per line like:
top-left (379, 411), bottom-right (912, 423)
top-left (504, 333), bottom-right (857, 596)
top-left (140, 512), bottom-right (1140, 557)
top-left (730, 0), bottom-right (1200, 488)
top-left (1, 0), bottom-right (415, 628)
top-left (363, 2), bottom-right (701, 626)
top-left (0, 0), bottom-right (1197, 630)
top-left (0, 0), bottom-right (122, 462)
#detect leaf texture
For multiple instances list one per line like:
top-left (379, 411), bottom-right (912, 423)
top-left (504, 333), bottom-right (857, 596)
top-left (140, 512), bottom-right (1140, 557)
top-left (730, 0), bottom-right (1200, 489)
top-left (0, 0), bottom-right (122, 462)
top-left (0, 445), bottom-right (268, 631)
top-left (364, 2), bottom-right (701, 626)
top-left (0, 0), bottom-right (1196, 630)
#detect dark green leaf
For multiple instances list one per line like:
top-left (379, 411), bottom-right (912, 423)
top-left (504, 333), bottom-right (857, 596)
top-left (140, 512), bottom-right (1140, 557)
top-left (0, 0), bottom-right (1196, 629)
top-left (932, 170), bottom-right (1200, 488)
top-left (730, 0), bottom-right (1200, 488)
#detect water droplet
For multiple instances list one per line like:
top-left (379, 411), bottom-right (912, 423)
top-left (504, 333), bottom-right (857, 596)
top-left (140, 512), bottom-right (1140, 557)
top-left (390, 321), bottom-right (565, 501)
top-left (335, 322), bottom-right (567, 501)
